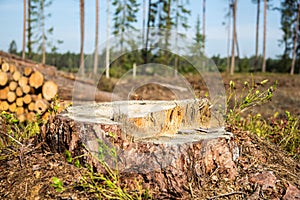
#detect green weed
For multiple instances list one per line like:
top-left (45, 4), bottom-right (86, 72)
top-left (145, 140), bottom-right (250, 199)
top-left (54, 140), bottom-right (151, 199)
top-left (226, 79), bottom-right (300, 159)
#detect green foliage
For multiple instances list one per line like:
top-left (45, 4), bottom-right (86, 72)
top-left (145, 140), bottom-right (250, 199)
top-left (240, 111), bottom-right (300, 158)
top-left (112, 0), bottom-right (140, 52)
top-left (8, 40), bottom-right (18, 54)
top-left (279, 1), bottom-right (299, 59)
top-left (189, 15), bottom-right (204, 56)
top-left (61, 142), bottom-right (151, 199)
top-left (51, 177), bottom-right (64, 192)
top-left (226, 78), bottom-right (300, 159)
top-left (28, 0), bottom-right (62, 62)
top-left (0, 111), bottom-right (40, 148)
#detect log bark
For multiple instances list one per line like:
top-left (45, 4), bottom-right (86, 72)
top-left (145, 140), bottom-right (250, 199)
top-left (45, 100), bottom-right (237, 199)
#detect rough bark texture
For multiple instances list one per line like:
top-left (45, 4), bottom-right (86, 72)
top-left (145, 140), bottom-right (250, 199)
top-left (46, 101), bottom-right (238, 199)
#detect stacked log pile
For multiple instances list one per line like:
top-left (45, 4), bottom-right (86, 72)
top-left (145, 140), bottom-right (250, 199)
top-left (0, 51), bottom-right (117, 102)
top-left (0, 58), bottom-right (58, 122)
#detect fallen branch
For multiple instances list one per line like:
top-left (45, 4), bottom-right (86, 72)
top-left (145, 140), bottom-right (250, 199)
top-left (207, 191), bottom-right (246, 200)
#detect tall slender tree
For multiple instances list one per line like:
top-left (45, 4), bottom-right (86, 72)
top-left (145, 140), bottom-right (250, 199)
top-left (31, 0), bottom-right (55, 64)
top-left (253, 0), bottom-right (260, 71)
top-left (93, 0), bottom-right (99, 74)
top-left (262, 0), bottom-right (267, 72)
top-left (22, 0), bottom-right (26, 59)
top-left (190, 15), bottom-right (204, 55)
top-left (142, 0), bottom-right (146, 44)
top-left (40, 0), bottom-right (46, 64)
top-left (106, 0), bottom-right (110, 78)
top-left (79, 0), bottom-right (85, 75)
top-left (230, 0), bottom-right (237, 75)
top-left (291, 2), bottom-right (300, 75)
top-left (226, 0), bottom-right (232, 72)
top-left (202, 0), bottom-right (206, 53)
top-left (27, 0), bottom-right (35, 59)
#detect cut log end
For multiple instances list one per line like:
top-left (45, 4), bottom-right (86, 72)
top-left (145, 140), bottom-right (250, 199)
top-left (1, 62), bottom-right (10, 72)
top-left (35, 99), bottom-right (49, 115)
top-left (0, 71), bottom-right (8, 86)
top-left (42, 81), bottom-right (58, 101)
top-left (29, 71), bottom-right (44, 89)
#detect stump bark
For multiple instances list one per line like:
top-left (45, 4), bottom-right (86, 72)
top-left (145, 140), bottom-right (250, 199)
top-left (46, 99), bottom-right (238, 198)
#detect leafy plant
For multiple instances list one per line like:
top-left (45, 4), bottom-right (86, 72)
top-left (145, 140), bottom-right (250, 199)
top-left (61, 140), bottom-right (151, 199)
top-left (51, 177), bottom-right (64, 192)
top-left (226, 79), bottom-right (299, 159)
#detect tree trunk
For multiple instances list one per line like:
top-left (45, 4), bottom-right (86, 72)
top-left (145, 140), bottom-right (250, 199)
top-left (41, 0), bottom-right (46, 65)
top-left (144, 0), bottom-right (152, 64)
top-left (22, 0), bottom-right (26, 59)
top-left (27, 0), bottom-right (33, 59)
top-left (79, 0), bottom-right (85, 75)
top-left (142, 0), bottom-right (146, 45)
top-left (230, 0), bottom-right (237, 75)
top-left (202, 0), bottom-right (206, 52)
top-left (93, 0), bottom-right (99, 75)
top-left (291, 3), bottom-right (300, 75)
top-left (105, 0), bottom-right (110, 78)
top-left (262, 0), bottom-right (267, 73)
top-left (45, 100), bottom-right (238, 198)
top-left (254, 0), bottom-right (260, 72)
top-left (226, 0), bottom-right (231, 73)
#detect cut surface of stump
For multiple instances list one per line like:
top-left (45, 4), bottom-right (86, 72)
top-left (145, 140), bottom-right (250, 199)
top-left (46, 99), bottom-right (235, 198)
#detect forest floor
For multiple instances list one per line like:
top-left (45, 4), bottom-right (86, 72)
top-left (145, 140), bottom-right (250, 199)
top-left (0, 72), bottom-right (300, 199)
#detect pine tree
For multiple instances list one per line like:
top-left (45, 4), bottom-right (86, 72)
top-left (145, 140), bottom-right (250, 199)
top-left (27, 0), bottom-right (36, 59)
top-left (112, 0), bottom-right (140, 52)
top-left (189, 15), bottom-right (205, 59)
top-left (8, 40), bottom-right (18, 54)
top-left (30, 0), bottom-right (61, 64)
top-left (280, 0), bottom-right (300, 74)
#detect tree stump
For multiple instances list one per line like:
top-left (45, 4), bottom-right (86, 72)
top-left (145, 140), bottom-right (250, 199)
top-left (46, 99), bottom-right (238, 198)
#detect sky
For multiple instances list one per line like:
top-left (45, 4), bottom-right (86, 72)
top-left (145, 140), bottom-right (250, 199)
top-left (0, 0), bottom-right (282, 58)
